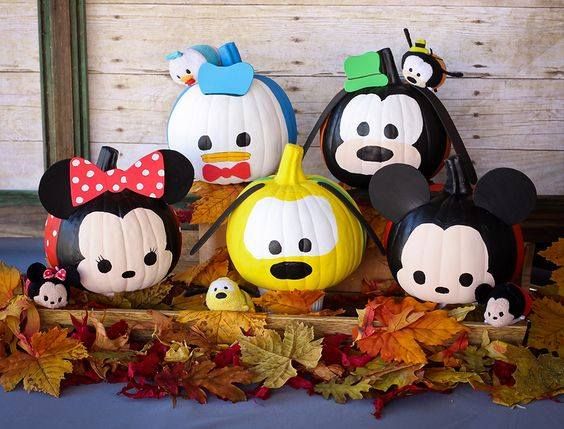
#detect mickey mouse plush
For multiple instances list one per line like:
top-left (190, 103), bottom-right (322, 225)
top-left (25, 263), bottom-right (79, 309)
top-left (475, 283), bottom-right (532, 327)
top-left (369, 155), bottom-right (536, 305)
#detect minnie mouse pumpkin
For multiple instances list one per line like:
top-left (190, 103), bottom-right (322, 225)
top-left (39, 146), bottom-right (194, 296)
top-left (369, 156), bottom-right (536, 305)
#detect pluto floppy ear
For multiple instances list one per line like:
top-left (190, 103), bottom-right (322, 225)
top-left (369, 164), bottom-right (430, 223)
top-left (474, 168), bottom-right (537, 225)
top-left (26, 262), bottom-right (46, 283)
top-left (159, 150), bottom-right (195, 204)
top-left (475, 283), bottom-right (494, 305)
top-left (38, 159), bottom-right (76, 219)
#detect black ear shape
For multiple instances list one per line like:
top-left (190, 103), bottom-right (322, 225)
top-left (475, 283), bottom-right (493, 304)
top-left (369, 164), bottom-right (430, 223)
top-left (26, 262), bottom-right (46, 283)
top-left (38, 159), bottom-right (75, 219)
top-left (159, 149), bottom-right (194, 204)
top-left (474, 168), bottom-right (537, 225)
top-left (63, 266), bottom-right (81, 286)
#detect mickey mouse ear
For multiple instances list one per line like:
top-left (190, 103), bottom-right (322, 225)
top-left (369, 164), bottom-right (430, 223)
top-left (474, 168), bottom-right (537, 225)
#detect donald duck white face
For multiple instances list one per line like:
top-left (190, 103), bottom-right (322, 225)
top-left (166, 45), bottom-right (220, 87)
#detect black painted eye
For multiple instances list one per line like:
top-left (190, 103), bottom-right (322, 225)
top-left (58, 297), bottom-right (62, 303)
top-left (43, 295), bottom-right (48, 301)
top-left (357, 121), bottom-right (370, 136)
top-left (185, 68), bottom-right (191, 74)
top-left (97, 258), bottom-right (112, 274)
top-left (488, 312), bottom-right (491, 317)
top-left (176, 75), bottom-right (181, 79)
top-left (413, 270), bottom-right (426, 285)
top-left (409, 68), bottom-right (413, 72)
top-left (144, 250), bottom-right (157, 266)
top-left (459, 273), bottom-right (473, 287)
top-left (384, 124), bottom-right (398, 139)
top-left (269, 240), bottom-right (282, 255)
top-left (236, 132), bottom-right (251, 147)
top-left (298, 238), bottom-right (312, 253)
top-left (224, 286), bottom-right (228, 290)
top-left (198, 135), bottom-right (212, 151)
top-left (416, 73), bottom-right (421, 77)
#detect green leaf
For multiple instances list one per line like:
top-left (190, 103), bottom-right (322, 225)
top-left (315, 375), bottom-right (372, 403)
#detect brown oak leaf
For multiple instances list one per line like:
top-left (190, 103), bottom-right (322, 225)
top-left (184, 359), bottom-right (252, 402)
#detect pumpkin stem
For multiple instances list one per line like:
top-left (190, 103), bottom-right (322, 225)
top-left (378, 48), bottom-right (401, 86)
top-left (96, 146), bottom-right (119, 172)
top-left (444, 155), bottom-right (471, 196)
top-left (218, 42), bottom-right (242, 66)
top-left (275, 144), bottom-right (307, 185)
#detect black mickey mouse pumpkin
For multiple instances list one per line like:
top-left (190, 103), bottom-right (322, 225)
top-left (40, 146), bottom-right (194, 296)
top-left (369, 155), bottom-right (536, 305)
top-left (303, 47), bottom-right (476, 189)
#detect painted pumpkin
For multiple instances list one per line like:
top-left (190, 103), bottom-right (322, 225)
top-left (225, 144), bottom-right (366, 291)
top-left (167, 42), bottom-right (297, 185)
top-left (40, 146), bottom-right (194, 295)
top-left (304, 47), bottom-right (475, 189)
top-left (369, 155), bottom-right (536, 304)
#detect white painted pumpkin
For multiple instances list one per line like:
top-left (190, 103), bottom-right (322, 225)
top-left (167, 80), bottom-right (289, 185)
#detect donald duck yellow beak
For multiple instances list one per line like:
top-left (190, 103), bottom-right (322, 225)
top-left (181, 74), bottom-right (196, 86)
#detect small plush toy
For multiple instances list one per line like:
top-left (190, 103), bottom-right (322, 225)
top-left (25, 263), bottom-right (79, 309)
top-left (205, 277), bottom-right (255, 312)
top-left (401, 28), bottom-right (463, 91)
top-left (475, 283), bottom-right (532, 327)
top-left (166, 45), bottom-right (220, 86)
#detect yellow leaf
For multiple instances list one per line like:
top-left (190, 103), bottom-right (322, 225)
top-left (190, 182), bottom-right (245, 225)
top-left (0, 295), bottom-right (40, 338)
top-left (176, 310), bottom-right (266, 345)
top-left (448, 305), bottom-right (477, 322)
top-left (528, 297), bottom-right (564, 354)
top-left (171, 294), bottom-right (208, 311)
top-left (252, 290), bottom-right (324, 315)
top-left (314, 375), bottom-right (372, 403)
top-left (485, 341), bottom-right (564, 406)
top-left (0, 327), bottom-right (88, 397)
top-left (423, 368), bottom-right (483, 391)
top-left (539, 238), bottom-right (564, 267)
top-left (352, 358), bottom-right (423, 392)
top-left (355, 297), bottom-right (466, 365)
top-left (539, 239), bottom-right (564, 297)
top-left (0, 262), bottom-right (22, 308)
top-left (165, 341), bottom-right (192, 363)
top-left (239, 322), bottom-right (322, 388)
top-left (173, 247), bottom-right (230, 286)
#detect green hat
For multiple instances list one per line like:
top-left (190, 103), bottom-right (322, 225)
top-left (344, 51), bottom-right (389, 93)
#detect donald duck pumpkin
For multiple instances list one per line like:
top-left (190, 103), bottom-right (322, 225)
top-left (167, 42), bottom-right (297, 185)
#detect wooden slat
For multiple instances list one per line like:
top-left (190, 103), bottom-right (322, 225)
top-left (0, 142), bottom-right (44, 190)
top-left (38, 308), bottom-right (528, 345)
top-left (88, 74), bottom-right (564, 150)
top-left (84, 3), bottom-right (563, 79)
top-left (0, 1), bottom-right (40, 73)
top-left (87, 1), bottom-right (562, 7)
top-left (0, 73), bottom-right (42, 142)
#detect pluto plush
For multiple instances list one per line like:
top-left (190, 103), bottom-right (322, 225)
top-left (205, 277), bottom-right (255, 312)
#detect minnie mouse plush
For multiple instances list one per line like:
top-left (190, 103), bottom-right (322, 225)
top-left (25, 263), bottom-right (79, 309)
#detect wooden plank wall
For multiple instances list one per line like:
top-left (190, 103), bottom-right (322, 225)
top-left (0, 1), bottom-right (43, 190)
top-left (85, 0), bottom-right (564, 195)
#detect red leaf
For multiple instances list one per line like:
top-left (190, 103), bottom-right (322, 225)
top-left (373, 385), bottom-right (429, 419)
top-left (106, 320), bottom-right (129, 340)
top-left (287, 376), bottom-right (315, 395)
top-left (247, 385), bottom-right (271, 400)
top-left (492, 360), bottom-right (516, 387)
top-left (155, 363), bottom-right (186, 397)
top-left (70, 313), bottom-right (95, 350)
top-left (214, 343), bottom-right (241, 368)
top-left (120, 379), bottom-right (167, 399)
top-left (128, 342), bottom-right (168, 379)
top-left (321, 333), bottom-right (372, 369)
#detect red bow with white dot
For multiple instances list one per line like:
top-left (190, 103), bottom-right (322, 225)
top-left (69, 151), bottom-right (166, 206)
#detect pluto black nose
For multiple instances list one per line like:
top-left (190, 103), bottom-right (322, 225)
top-left (435, 287), bottom-right (450, 294)
top-left (407, 76), bottom-right (417, 84)
top-left (122, 270), bottom-right (136, 278)
top-left (215, 292), bottom-right (227, 299)
top-left (270, 262), bottom-right (313, 280)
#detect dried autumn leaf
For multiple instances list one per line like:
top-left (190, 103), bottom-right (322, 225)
top-left (90, 316), bottom-right (129, 351)
top-left (361, 278), bottom-right (402, 297)
top-left (190, 182), bottom-right (245, 225)
top-left (150, 311), bottom-right (213, 350)
top-left (423, 368), bottom-right (482, 391)
top-left (0, 327), bottom-right (88, 397)
top-left (539, 239), bottom-right (564, 297)
top-left (314, 375), bottom-right (372, 403)
top-left (171, 293), bottom-right (208, 311)
top-left (539, 238), bottom-right (564, 267)
top-left (165, 341), bottom-right (192, 363)
top-left (359, 206), bottom-right (388, 244)
top-left (75, 281), bottom-right (172, 309)
top-left (239, 322), bottom-right (322, 388)
top-left (352, 358), bottom-right (423, 392)
top-left (355, 297), bottom-right (466, 365)
top-left (485, 341), bottom-right (564, 406)
top-left (0, 295), bottom-right (40, 338)
top-left (0, 262), bottom-right (21, 308)
top-left (448, 305), bottom-right (476, 322)
top-left (176, 310), bottom-right (266, 345)
top-left (527, 297), bottom-right (564, 354)
top-left (252, 290), bottom-right (324, 314)
top-left (173, 247), bottom-right (230, 286)
top-left (310, 362), bottom-right (345, 381)
top-left (184, 359), bottom-right (252, 402)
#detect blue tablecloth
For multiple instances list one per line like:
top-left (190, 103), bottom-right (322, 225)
top-left (0, 238), bottom-right (562, 429)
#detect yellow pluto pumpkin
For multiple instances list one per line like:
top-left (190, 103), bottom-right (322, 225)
top-left (226, 144), bottom-right (365, 291)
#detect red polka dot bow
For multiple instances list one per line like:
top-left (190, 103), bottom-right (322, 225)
top-left (69, 151), bottom-right (166, 207)
top-left (43, 266), bottom-right (66, 281)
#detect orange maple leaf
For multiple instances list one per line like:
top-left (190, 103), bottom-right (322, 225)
top-left (252, 290), bottom-right (325, 314)
top-left (189, 182), bottom-right (245, 225)
top-left (354, 297), bottom-right (466, 365)
top-left (0, 262), bottom-right (22, 308)
top-left (173, 247), bottom-right (230, 286)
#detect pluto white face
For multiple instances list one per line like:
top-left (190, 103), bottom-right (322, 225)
top-left (168, 80), bottom-right (287, 184)
top-left (484, 298), bottom-right (516, 327)
top-left (77, 208), bottom-right (173, 295)
top-left (337, 94), bottom-right (423, 176)
top-left (402, 56), bottom-right (433, 88)
top-left (243, 196), bottom-right (338, 259)
top-left (34, 282), bottom-right (68, 309)
top-left (396, 224), bottom-right (495, 304)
